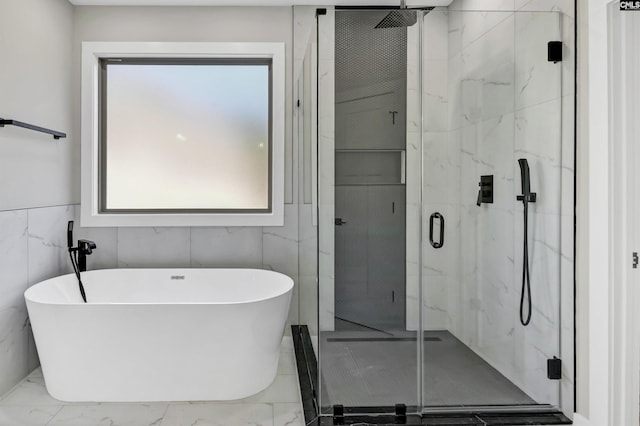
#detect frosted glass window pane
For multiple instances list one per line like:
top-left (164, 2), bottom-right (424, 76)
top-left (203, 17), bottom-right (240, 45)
top-left (102, 60), bottom-right (270, 212)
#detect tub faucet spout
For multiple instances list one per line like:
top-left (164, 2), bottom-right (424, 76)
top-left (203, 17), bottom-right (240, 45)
top-left (77, 239), bottom-right (97, 272)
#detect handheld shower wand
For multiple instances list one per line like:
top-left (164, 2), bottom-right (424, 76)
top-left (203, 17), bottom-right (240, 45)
top-left (517, 159), bottom-right (536, 326)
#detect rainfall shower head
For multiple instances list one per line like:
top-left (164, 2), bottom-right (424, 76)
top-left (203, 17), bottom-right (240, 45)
top-left (374, 2), bottom-right (433, 29)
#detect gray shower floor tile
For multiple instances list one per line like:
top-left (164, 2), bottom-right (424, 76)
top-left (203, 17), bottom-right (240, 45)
top-left (319, 329), bottom-right (536, 408)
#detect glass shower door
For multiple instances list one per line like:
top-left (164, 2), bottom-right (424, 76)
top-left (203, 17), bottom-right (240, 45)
top-left (315, 6), bottom-right (567, 418)
top-left (421, 9), bottom-right (564, 410)
top-left (316, 8), bottom-right (421, 414)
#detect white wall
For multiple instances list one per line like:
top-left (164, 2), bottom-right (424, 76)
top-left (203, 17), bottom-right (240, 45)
top-left (72, 6), bottom-right (301, 329)
top-left (0, 0), bottom-right (76, 396)
top-left (0, 0), bottom-right (76, 210)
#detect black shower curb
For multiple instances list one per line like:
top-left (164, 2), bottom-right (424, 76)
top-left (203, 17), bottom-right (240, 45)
top-left (291, 325), bottom-right (571, 426)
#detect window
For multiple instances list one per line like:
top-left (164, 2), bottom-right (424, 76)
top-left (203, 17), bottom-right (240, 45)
top-left (81, 42), bottom-right (285, 227)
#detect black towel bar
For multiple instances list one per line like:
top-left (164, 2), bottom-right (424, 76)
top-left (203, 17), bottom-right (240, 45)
top-left (0, 118), bottom-right (66, 140)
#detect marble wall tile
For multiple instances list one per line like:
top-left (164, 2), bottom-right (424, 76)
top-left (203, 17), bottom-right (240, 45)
top-left (27, 205), bottom-right (75, 286)
top-left (116, 227), bottom-right (191, 268)
top-left (514, 12), bottom-right (562, 111)
top-left (190, 227), bottom-right (262, 268)
top-left (461, 16), bottom-right (515, 123)
top-left (264, 204), bottom-right (299, 327)
top-left (515, 0), bottom-right (573, 13)
top-left (423, 8), bottom-right (449, 62)
top-left (0, 306), bottom-right (28, 398)
top-left (476, 113), bottom-right (516, 210)
top-left (317, 8), bottom-right (335, 332)
top-left (448, 54), bottom-right (463, 130)
top-left (1, 205), bottom-right (87, 396)
top-left (0, 209), bottom-right (30, 395)
top-left (514, 98), bottom-right (562, 215)
top-left (423, 61), bottom-right (449, 132)
top-left (560, 13), bottom-right (575, 98)
top-left (0, 210), bottom-right (28, 303)
top-left (422, 275), bottom-right (448, 330)
top-left (449, 0), bottom-right (515, 12)
top-left (445, 3), bottom-right (573, 408)
top-left (26, 326), bottom-right (38, 379)
top-left (460, 10), bottom-right (514, 50)
top-left (297, 204), bottom-right (317, 278)
top-left (297, 204), bottom-right (318, 335)
top-left (447, 11), bottom-right (464, 59)
top-left (263, 205), bottom-right (298, 279)
top-left (475, 208), bottom-right (516, 371)
top-left (293, 6), bottom-right (317, 83)
top-left (560, 93), bottom-right (576, 219)
top-left (422, 132), bottom-right (451, 206)
top-left (299, 275), bottom-right (318, 336)
top-left (511, 210), bottom-right (561, 402)
top-left (74, 206), bottom-right (118, 271)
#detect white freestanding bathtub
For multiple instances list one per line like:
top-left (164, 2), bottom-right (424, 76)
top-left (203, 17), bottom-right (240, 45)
top-left (24, 268), bottom-right (293, 402)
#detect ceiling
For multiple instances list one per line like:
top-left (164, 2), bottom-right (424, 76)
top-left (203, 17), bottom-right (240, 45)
top-left (68, 0), bottom-right (453, 6)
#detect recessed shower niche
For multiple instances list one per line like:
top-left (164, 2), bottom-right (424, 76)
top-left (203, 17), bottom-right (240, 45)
top-left (295, 5), bottom-right (574, 424)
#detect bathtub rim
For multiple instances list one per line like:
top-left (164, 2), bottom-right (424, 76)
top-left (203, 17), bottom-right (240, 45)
top-left (24, 267), bottom-right (294, 306)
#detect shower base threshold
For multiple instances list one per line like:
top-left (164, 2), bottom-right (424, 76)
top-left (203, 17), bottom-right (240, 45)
top-left (292, 325), bottom-right (572, 426)
top-left (313, 412), bottom-right (572, 425)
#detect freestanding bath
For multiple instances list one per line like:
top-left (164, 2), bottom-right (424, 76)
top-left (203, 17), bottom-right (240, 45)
top-left (24, 268), bottom-right (293, 402)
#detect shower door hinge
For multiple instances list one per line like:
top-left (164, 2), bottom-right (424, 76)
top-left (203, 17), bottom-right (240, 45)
top-left (316, 8), bottom-right (327, 16)
top-left (547, 357), bottom-right (562, 380)
top-left (633, 252), bottom-right (638, 269)
top-left (297, 99), bottom-right (300, 108)
top-left (332, 404), bottom-right (344, 425)
top-left (395, 404), bottom-right (407, 424)
top-left (548, 41), bottom-right (563, 63)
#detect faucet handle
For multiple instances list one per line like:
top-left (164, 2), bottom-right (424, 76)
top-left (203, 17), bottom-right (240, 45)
top-left (78, 239), bottom-right (97, 255)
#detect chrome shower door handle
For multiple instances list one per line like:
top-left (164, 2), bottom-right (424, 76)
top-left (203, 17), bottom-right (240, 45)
top-left (429, 212), bottom-right (444, 249)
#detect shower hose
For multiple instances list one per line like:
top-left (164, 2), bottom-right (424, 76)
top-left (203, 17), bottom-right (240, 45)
top-left (68, 249), bottom-right (87, 303)
top-left (520, 200), bottom-right (532, 326)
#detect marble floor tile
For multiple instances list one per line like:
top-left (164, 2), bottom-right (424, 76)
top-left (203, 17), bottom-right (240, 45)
top-left (280, 336), bottom-right (294, 353)
top-left (0, 341), bottom-right (304, 426)
top-left (161, 403), bottom-right (273, 426)
top-left (277, 351), bottom-right (297, 375)
top-left (273, 403), bottom-right (304, 426)
top-left (0, 405), bottom-right (62, 426)
top-left (47, 404), bottom-right (168, 426)
top-left (0, 375), bottom-right (63, 406)
top-left (240, 375), bottom-right (301, 404)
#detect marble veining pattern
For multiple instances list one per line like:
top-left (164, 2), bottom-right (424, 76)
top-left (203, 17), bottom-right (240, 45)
top-left (0, 338), bottom-right (304, 426)
top-left (0, 210), bottom-right (29, 396)
top-left (441, 2), bottom-right (572, 410)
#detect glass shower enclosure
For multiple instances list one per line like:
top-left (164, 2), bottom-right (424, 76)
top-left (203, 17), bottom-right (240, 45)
top-left (298, 5), bottom-right (571, 420)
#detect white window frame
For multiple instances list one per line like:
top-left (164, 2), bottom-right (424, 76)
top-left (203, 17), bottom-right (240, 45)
top-left (81, 41), bottom-right (285, 227)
